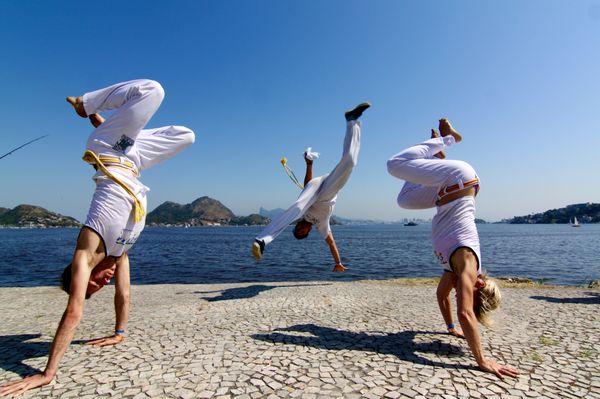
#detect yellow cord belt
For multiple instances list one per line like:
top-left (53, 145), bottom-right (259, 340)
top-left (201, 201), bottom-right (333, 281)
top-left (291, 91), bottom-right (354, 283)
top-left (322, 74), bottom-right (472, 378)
top-left (82, 150), bottom-right (145, 222)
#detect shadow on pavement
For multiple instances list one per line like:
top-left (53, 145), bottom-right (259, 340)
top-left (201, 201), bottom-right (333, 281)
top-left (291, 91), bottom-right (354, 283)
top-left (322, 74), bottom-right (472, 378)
top-left (0, 334), bottom-right (47, 378)
top-left (193, 283), bottom-right (332, 302)
top-left (252, 324), bottom-right (476, 371)
top-left (0, 334), bottom-right (98, 379)
top-left (530, 291), bottom-right (600, 304)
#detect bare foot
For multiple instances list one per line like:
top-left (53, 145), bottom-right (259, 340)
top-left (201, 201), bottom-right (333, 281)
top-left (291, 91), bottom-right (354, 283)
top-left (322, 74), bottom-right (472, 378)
top-left (89, 113), bottom-right (105, 128)
top-left (439, 118), bottom-right (462, 143)
top-left (333, 264), bottom-right (347, 272)
top-left (431, 129), bottom-right (446, 159)
top-left (66, 96), bottom-right (87, 118)
top-left (448, 327), bottom-right (465, 339)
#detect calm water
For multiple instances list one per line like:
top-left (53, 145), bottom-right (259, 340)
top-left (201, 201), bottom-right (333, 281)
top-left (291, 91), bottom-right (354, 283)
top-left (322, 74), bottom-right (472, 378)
top-left (0, 224), bottom-right (598, 287)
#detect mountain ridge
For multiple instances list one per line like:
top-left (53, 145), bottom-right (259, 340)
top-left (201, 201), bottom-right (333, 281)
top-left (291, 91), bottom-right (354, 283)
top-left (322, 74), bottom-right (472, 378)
top-left (0, 205), bottom-right (80, 227)
top-left (506, 203), bottom-right (600, 224)
top-left (147, 196), bottom-right (270, 226)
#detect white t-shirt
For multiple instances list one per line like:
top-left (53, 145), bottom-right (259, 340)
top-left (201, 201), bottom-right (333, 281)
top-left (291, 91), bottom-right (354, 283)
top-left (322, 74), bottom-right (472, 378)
top-left (303, 175), bottom-right (337, 239)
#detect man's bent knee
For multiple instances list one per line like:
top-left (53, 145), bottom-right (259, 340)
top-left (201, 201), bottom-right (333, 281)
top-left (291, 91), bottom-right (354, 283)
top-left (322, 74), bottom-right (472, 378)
top-left (387, 158), bottom-right (408, 178)
top-left (142, 80), bottom-right (165, 102)
top-left (174, 126), bottom-right (195, 146)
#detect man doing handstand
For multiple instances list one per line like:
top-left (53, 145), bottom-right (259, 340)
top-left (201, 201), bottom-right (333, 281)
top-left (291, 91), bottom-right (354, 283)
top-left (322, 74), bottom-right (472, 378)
top-left (1, 79), bottom-right (195, 396)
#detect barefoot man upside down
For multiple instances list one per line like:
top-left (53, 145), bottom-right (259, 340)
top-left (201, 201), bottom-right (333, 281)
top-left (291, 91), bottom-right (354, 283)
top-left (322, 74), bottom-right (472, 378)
top-left (0, 79), bottom-right (195, 397)
top-left (252, 103), bottom-right (370, 272)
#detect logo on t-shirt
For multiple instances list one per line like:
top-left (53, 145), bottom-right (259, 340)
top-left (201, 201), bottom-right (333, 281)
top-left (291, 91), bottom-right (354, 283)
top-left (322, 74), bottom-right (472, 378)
top-left (116, 229), bottom-right (139, 246)
top-left (112, 135), bottom-right (135, 153)
top-left (434, 251), bottom-right (448, 265)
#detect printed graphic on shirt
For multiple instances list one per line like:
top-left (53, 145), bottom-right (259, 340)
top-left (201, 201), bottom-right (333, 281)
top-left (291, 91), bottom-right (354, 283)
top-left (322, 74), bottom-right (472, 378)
top-left (113, 135), bottom-right (135, 153)
top-left (434, 250), bottom-right (448, 265)
top-left (116, 228), bottom-right (139, 246)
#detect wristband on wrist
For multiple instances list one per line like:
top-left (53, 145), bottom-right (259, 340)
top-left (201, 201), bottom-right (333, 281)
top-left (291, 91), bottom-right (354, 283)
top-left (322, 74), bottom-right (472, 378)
top-left (115, 329), bottom-right (125, 336)
top-left (447, 323), bottom-right (455, 330)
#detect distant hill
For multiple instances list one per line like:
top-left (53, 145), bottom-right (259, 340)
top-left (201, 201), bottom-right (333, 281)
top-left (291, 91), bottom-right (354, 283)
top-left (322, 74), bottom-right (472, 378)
top-left (259, 207), bottom-right (285, 219)
top-left (231, 214), bottom-right (270, 226)
top-left (507, 203), bottom-right (600, 224)
top-left (331, 215), bottom-right (385, 225)
top-left (0, 205), bottom-right (80, 227)
top-left (148, 197), bottom-right (269, 226)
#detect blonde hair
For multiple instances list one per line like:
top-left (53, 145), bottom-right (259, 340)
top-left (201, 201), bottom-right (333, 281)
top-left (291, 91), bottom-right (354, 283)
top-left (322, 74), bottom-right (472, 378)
top-left (475, 275), bottom-right (501, 328)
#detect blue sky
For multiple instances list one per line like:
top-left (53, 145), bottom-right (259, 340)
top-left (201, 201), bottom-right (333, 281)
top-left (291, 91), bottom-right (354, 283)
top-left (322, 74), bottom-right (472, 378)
top-left (1, 1), bottom-right (599, 222)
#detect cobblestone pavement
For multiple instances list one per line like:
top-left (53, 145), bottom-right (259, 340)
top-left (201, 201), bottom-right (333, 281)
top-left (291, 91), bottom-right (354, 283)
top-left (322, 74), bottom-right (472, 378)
top-left (0, 282), bottom-right (598, 398)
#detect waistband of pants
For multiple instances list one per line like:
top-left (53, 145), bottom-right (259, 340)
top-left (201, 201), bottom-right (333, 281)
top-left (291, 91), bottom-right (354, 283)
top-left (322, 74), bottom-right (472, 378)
top-left (437, 178), bottom-right (480, 201)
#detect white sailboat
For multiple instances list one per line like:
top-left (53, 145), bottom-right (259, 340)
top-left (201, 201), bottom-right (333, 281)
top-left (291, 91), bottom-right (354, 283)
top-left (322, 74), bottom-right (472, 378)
top-left (571, 217), bottom-right (580, 227)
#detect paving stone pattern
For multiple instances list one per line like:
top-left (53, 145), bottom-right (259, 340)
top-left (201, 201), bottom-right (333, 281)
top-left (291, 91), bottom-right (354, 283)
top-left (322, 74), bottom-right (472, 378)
top-left (0, 282), bottom-right (598, 398)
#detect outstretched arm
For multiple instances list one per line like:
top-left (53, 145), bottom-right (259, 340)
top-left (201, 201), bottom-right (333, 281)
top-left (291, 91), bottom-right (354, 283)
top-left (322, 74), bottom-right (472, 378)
top-left (0, 257), bottom-right (92, 396)
top-left (114, 254), bottom-right (130, 333)
top-left (325, 233), bottom-right (346, 272)
top-left (303, 152), bottom-right (313, 187)
top-left (436, 272), bottom-right (464, 338)
top-left (454, 251), bottom-right (518, 378)
top-left (86, 254), bottom-right (130, 347)
top-left (456, 268), bottom-right (487, 365)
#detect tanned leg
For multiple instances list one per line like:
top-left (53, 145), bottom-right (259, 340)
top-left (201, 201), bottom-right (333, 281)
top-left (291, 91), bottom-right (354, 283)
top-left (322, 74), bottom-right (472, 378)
top-left (66, 96), bottom-right (88, 118)
top-left (431, 129), bottom-right (446, 159)
top-left (439, 118), bottom-right (462, 143)
top-left (89, 113), bottom-right (105, 128)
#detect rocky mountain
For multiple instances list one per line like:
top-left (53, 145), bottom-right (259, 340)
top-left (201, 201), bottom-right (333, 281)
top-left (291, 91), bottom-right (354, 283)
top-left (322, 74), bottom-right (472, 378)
top-left (507, 203), bottom-right (600, 224)
top-left (147, 197), bottom-right (269, 226)
top-left (0, 205), bottom-right (80, 227)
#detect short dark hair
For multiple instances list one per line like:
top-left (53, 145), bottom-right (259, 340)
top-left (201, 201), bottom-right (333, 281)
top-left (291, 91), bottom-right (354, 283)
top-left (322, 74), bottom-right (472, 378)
top-left (293, 220), bottom-right (312, 240)
top-left (60, 264), bottom-right (91, 299)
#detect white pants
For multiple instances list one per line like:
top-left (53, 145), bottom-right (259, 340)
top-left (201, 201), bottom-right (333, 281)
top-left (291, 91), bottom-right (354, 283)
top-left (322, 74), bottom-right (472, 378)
top-left (256, 120), bottom-right (361, 244)
top-left (83, 80), bottom-right (195, 256)
top-left (387, 136), bottom-right (482, 273)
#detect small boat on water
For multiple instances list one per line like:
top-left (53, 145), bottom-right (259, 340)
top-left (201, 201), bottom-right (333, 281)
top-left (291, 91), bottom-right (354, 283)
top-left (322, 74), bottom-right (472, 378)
top-left (571, 217), bottom-right (581, 227)
top-left (404, 221), bottom-right (418, 227)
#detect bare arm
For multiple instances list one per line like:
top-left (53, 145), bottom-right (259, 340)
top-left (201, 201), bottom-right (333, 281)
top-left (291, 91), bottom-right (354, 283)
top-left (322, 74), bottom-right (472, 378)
top-left (87, 254), bottom-right (130, 347)
top-left (303, 153), bottom-right (313, 187)
top-left (114, 254), bottom-right (130, 332)
top-left (436, 272), bottom-right (463, 338)
top-left (454, 250), bottom-right (518, 378)
top-left (455, 268), bottom-right (485, 363)
top-left (325, 233), bottom-right (346, 272)
top-left (1, 259), bottom-right (91, 396)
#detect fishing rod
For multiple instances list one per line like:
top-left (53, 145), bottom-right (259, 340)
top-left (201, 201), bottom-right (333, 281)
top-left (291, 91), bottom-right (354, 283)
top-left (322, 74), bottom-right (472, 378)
top-left (0, 135), bottom-right (49, 160)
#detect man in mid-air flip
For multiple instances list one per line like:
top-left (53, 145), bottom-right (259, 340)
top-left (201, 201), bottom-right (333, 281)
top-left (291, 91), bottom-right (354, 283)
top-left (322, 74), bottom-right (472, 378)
top-left (0, 79), bottom-right (195, 396)
top-left (252, 103), bottom-right (370, 271)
